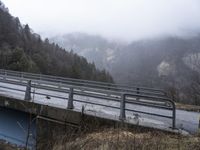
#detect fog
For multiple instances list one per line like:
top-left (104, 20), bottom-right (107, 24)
top-left (4, 0), bottom-right (200, 41)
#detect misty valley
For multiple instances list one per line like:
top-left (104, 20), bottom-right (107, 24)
top-left (51, 33), bottom-right (200, 106)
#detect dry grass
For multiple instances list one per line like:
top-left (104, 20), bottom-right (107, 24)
top-left (176, 103), bottom-right (200, 112)
top-left (0, 140), bottom-right (25, 150)
top-left (52, 128), bottom-right (200, 150)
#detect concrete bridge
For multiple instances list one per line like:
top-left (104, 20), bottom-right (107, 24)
top-left (0, 69), bottom-right (199, 149)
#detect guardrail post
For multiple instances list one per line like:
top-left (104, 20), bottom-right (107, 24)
top-left (119, 93), bottom-right (126, 120)
top-left (58, 82), bottom-right (61, 89)
top-left (136, 88), bottom-right (140, 94)
top-left (39, 74), bottom-right (42, 80)
top-left (67, 87), bottom-right (74, 109)
top-left (171, 101), bottom-right (176, 129)
top-left (3, 71), bottom-right (6, 80)
top-left (136, 88), bottom-right (140, 101)
top-left (172, 102), bottom-right (176, 129)
top-left (24, 80), bottom-right (31, 101)
top-left (20, 72), bottom-right (23, 82)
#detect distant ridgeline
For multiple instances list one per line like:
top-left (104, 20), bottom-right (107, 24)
top-left (0, 1), bottom-right (113, 83)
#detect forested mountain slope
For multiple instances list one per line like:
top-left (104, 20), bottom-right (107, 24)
top-left (0, 1), bottom-right (113, 82)
top-left (50, 33), bottom-right (124, 70)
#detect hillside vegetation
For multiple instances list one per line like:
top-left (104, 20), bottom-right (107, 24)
top-left (0, 1), bottom-right (113, 83)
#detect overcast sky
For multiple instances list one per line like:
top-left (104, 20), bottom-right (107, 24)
top-left (3, 0), bottom-right (200, 41)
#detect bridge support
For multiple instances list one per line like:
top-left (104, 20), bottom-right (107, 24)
top-left (67, 87), bottom-right (74, 109)
top-left (24, 80), bottom-right (31, 101)
top-left (119, 93), bottom-right (126, 121)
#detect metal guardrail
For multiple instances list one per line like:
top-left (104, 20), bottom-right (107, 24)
top-left (120, 93), bottom-right (176, 128)
top-left (0, 69), bottom-right (167, 97)
top-left (0, 69), bottom-right (176, 129)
